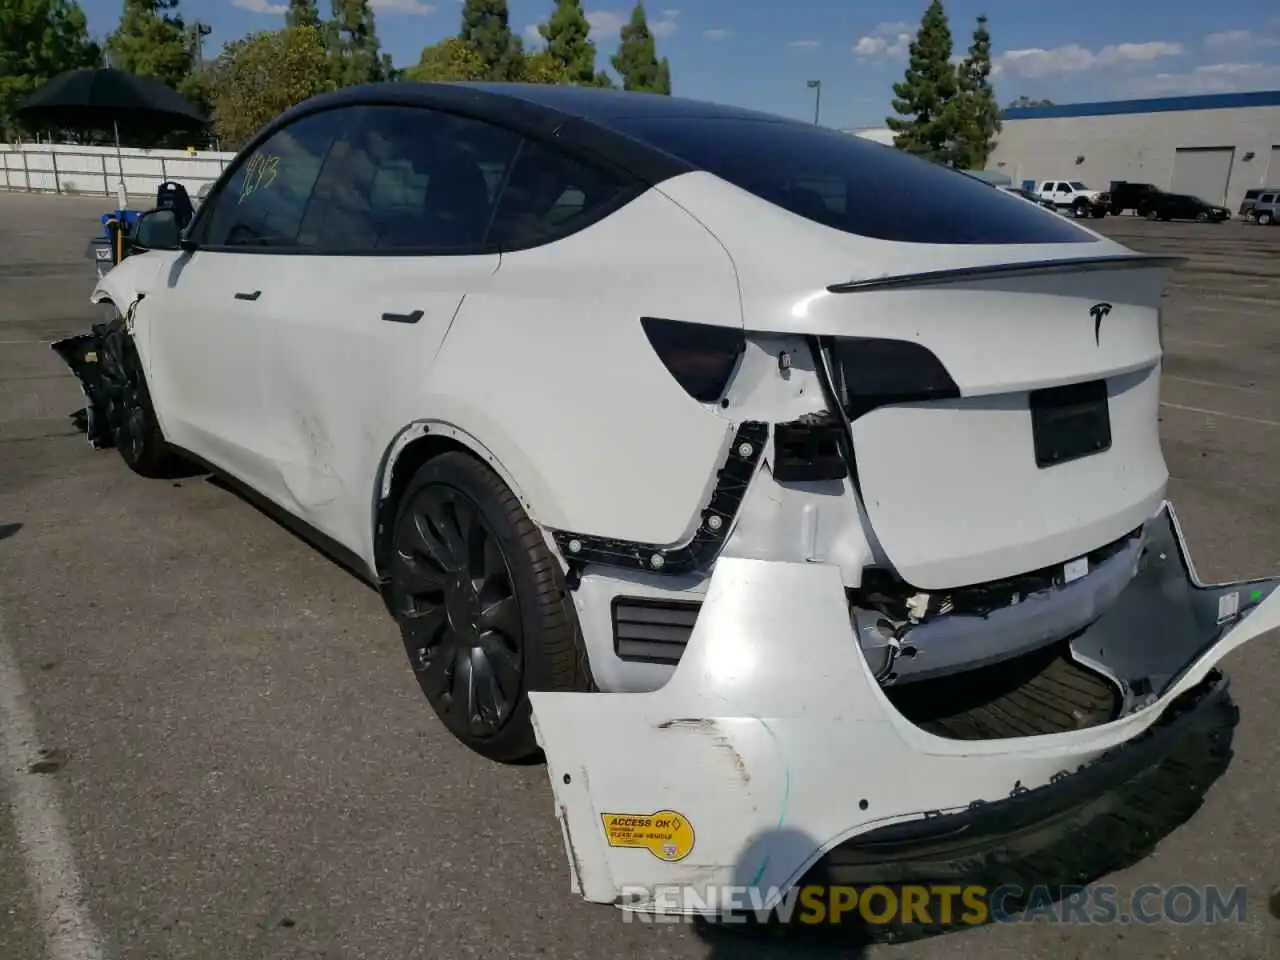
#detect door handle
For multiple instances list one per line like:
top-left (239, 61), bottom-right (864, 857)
top-left (234, 290), bottom-right (261, 301)
top-left (381, 310), bottom-right (423, 324)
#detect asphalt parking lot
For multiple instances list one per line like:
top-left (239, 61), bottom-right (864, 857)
top-left (0, 190), bottom-right (1277, 960)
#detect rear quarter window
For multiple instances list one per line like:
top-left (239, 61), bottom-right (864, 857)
top-left (607, 117), bottom-right (1096, 245)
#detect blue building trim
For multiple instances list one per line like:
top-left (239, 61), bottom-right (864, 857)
top-left (1001, 90), bottom-right (1280, 120)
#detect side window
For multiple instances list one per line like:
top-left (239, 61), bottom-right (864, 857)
top-left (298, 105), bottom-right (523, 253)
top-left (1040, 182), bottom-right (1054, 192)
top-left (486, 139), bottom-right (628, 250)
top-left (202, 110), bottom-right (340, 249)
top-left (1260, 194), bottom-right (1275, 203)
top-left (1057, 183), bottom-right (1071, 193)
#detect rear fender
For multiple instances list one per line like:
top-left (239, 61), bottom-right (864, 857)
top-left (528, 500), bottom-right (1279, 912)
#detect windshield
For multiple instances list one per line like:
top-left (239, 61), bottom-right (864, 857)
top-left (1069, 181), bottom-right (1088, 190)
top-left (604, 116), bottom-right (1095, 245)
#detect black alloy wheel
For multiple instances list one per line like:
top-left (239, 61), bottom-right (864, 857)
top-left (387, 452), bottom-right (592, 763)
top-left (396, 484), bottom-right (523, 736)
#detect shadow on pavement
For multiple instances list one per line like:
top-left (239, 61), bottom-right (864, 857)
top-left (0, 523), bottom-right (20, 541)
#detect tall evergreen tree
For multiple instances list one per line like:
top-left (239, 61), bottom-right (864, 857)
top-left (537, 0), bottom-right (595, 85)
top-left (286, 0), bottom-right (321, 30)
top-left (459, 0), bottom-right (524, 81)
top-left (106, 0), bottom-right (194, 93)
top-left (0, 0), bottom-right (101, 137)
top-left (951, 14), bottom-right (1001, 167)
top-left (885, 0), bottom-right (958, 162)
top-left (328, 0), bottom-right (384, 86)
top-left (611, 2), bottom-right (669, 94)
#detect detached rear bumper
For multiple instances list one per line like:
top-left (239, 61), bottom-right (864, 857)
top-left (529, 501), bottom-right (1278, 917)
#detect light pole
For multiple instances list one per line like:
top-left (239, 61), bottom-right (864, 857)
top-left (807, 79), bottom-right (821, 126)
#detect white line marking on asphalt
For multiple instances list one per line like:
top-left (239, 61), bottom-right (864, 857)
top-left (0, 614), bottom-right (106, 960)
top-left (1164, 375), bottom-right (1264, 395)
top-left (1160, 402), bottom-right (1280, 427)
top-left (1163, 337), bottom-right (1228, 349)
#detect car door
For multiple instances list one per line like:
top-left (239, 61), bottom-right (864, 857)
top-left (147, 109), bottom-right (340, 497)
top-left (1037, 181), bottom-right (1056, 204)
top-left (258, 104), bottom-right (521, 558)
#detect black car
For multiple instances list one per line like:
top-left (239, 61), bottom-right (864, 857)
top-left (1138, 192), bottom-right (1231, 222)
top-left (1109, 180), bottom-right (1162, 215)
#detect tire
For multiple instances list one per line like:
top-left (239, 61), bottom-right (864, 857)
top-left (1091, 208), bottom-right (1107, 219)
top-left (109, 326), bottom-right (177, 478)
top-left (1144, 207), bottom-right (1159, 221)
top-left (1072, 199), bottom-right (1090, 218)
top-left (1259, 212), bottom-right (1273, 226)
top-left (386, 451), bottom-right (592, 764)
top-left (1196, 211), bottom-right (1209, 222)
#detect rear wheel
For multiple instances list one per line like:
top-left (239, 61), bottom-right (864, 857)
top-left (386, 452), bottom-right (592, 764)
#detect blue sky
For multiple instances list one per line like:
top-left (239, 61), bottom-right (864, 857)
top-left (79, 0), bottom-right (1280, 129)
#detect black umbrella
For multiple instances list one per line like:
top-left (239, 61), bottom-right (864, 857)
top-left (15, 67), bottom-right (209, 207)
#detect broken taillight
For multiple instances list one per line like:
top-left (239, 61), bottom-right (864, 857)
top-left (640, 316), bottom-right (745, 404)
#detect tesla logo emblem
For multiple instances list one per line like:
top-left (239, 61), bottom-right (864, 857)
top-left (1090, 302), bottom-right (1113, 344)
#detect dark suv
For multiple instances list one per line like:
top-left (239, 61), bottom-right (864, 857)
top-left (1109, 181), bottom-right (1162, 215)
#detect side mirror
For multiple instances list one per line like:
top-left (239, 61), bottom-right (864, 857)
top-left (130, 208), bottom-right (182, 253)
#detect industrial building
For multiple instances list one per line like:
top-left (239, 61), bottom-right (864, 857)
top-left (987, 90), bottom-right (1280, 213)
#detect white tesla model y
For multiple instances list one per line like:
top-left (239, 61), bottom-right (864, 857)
top-left (68, 83), bottom-right (1278, 934)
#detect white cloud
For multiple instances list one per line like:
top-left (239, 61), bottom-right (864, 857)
top-left (370, 0), bottom-right (436, 13)
top-left (703, 28), bottom-right (731, 41)
top-left (993, 40), bottom-right (1185, 78)
top-left (232, 0), bottom-right (286, 13)
top-left (585, 8), bottom-right (678, 41)
top-left (787, 39), bottom-right (820, 50)
top-left (1126, 61), bottom-right (1280, 96)
top-left (853, 21), bottom-right (913, 59)
top-left (1204, 28), bottom-right (1280, 52)
top-left (523, 22), bottom-right (543, 45)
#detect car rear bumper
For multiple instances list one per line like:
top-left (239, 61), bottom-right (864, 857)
top-left (529, 500), bottom-right (1279, 916)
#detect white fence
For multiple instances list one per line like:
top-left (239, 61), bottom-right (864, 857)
top-left (0, 142), bottom-right (236, 203)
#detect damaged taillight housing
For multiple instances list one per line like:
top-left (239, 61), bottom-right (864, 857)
top-left (640, 316), bottom-right (745, 404)
top-left (825, 336), bottom-right (960, 421)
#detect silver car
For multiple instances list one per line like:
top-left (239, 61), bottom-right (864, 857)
top-left (1247, 192), bottom-right (1278, 225)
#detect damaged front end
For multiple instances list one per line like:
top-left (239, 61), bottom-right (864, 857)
top-left (49, 302), bottom-right (137, 450)
top-left (529, 500), bottom-right (1278, 927)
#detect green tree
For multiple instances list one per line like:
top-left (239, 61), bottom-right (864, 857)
top-left (328, 0), bottom-right (385, 86)
top-left (106, 0), bottom-right (194, 93)
top-left (405, 36), bottom-right (489, 81)
top-left (207, 25), bottom-right (333, 148)
top-left (0, 0), bottom-right (101, 138)
top-left (1007, 94), bottom-right (1052, 108)
top-left (950, 14), bottom-right (1000, 167)
top-left (611, 2), bottom-right (669, 93)
top-left (460, 0), bottom-right (524, 81)
top-left (885, 0), bottom-right (958, 162)
top-left (536, 0), bottom-right (595, 85)
top-left (286, 0), bottom-right (321, 30)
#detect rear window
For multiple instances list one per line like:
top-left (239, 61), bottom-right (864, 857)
top-left (1261, 194), bottom-right (1276, 203)
top-left (606, 117), bottom-right (1095, 245)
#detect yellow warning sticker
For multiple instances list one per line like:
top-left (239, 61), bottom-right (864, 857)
top-left (600, 810), bottom-right (695, 862)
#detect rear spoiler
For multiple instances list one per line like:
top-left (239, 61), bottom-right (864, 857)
top-left (826, 254), bottom-right (1187, 294)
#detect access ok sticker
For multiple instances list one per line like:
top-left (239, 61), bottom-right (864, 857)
top-left (600, 810), bottom-right (694, 862)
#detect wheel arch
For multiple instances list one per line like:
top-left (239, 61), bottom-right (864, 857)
top-left (370, 418), bottom-right (567, 600)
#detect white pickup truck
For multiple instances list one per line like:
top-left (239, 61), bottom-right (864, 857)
top-left (1037, 180), bottom-right (1111, 219)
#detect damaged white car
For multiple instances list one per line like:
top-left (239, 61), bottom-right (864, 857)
top-left (59, 83), bottom-right (1278, 938)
